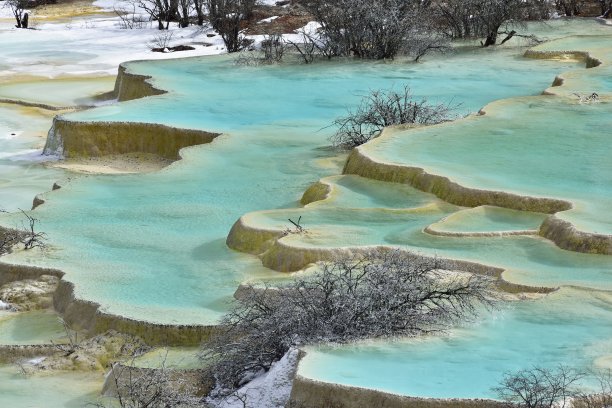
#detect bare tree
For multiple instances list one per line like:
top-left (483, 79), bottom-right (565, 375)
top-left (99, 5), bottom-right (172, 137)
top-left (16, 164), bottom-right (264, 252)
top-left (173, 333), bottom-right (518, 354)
top-left (5, 0), bottom-right (29, 28)
top-left (330, 85), bottom-right (457, 148)
top-left (493, 365), bottom-right (584, 408)
top-left (597, 0), bottom-right (612, 16)
top-left (114, 3), bottom-right (149, 29)
top-left (136, 0), bottom-right (173, 29)
top-left (284, 29), bottom-right (335, 64)
top-left (177, 0), bottom-right (192, 28)
top-left (203, 250), bottom-right (496, 393)
top-left (435, 0), bottom-right (550, 46)
top-left (19, 209), bottom-right (46, 250)
top-left (555, 0), bottom-right (584, 16)
top-left (192, 0), bottom-right (206, 25)
top-left (207, 0), bottom-right (256, 52)
top-left (302, 0), bottom-right (445, 60)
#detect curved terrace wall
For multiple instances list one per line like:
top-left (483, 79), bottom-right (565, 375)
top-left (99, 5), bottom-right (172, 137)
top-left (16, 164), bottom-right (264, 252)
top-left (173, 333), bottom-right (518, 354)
top-left (343, 145), bottom-right (571, 214)
top-left (540, 215), bottom-right (612, 255)
top-left (113, 64), bottom-right (166, 102)
top-left (53, 280), bottom-right (216, 346)
top-left (45, 118), bottom-right (219, 160)
top-left (226, 215), bottom-right (553, 294)
top-left (290, 375), bottom-right (505, 408)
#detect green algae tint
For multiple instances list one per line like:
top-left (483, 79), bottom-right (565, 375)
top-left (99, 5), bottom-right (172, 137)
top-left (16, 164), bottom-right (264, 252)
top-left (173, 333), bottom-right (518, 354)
top-left (0, 365), bottom-right (103, 407)
top-left (0, 18), bottom-right (610, 402)
top-left (3, 24), bottom-right (582, 324)
top-left (0, 310), bottom-right (69, 345)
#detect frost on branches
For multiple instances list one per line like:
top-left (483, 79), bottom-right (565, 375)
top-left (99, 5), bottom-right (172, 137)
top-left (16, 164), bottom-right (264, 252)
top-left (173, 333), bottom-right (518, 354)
top-left (203, 249), bottom-right (497, 393)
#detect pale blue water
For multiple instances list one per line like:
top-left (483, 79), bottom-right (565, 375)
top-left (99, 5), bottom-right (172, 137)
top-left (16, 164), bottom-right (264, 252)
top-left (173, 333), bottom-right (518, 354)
top-left (0, 18), bottom-right (610, 403)
top-left (299, 287), bottom-right (612, 399)
top-left (0, 105), bottom-right (64, 211)
top-left (3, 33), bottom-right (582, 324)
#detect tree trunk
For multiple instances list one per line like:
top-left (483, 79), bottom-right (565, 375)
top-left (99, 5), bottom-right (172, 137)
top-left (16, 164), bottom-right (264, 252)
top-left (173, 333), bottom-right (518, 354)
top-left (483, 30), bottom-right (498, 47)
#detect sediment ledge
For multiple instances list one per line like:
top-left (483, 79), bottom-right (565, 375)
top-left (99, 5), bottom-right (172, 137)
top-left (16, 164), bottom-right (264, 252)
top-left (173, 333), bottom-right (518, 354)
top-left (53, 280), bottom-right (216, 346)
top-left (343, 146), bottom-right (571, 214)
top-left (0, 345), bottom-right (61, 364)
top-left (45, 117), bottom-right (219, 160)
top-left (523, 49), bottom-right (603, 68)
top-left (227, 215), bottom-right (553, 294)
top-left (300, 181), bottom-right (333, 205)
top-left (1, 261), bottom-right (214, 346)
top-left (343, 141), bottom-right (612, 256)
top-left (424, 226), bottom-right (538, 238)
top-left (540, 215), bottom-right (612, 255)
top-left (113, 64), bottom-right (166, 102)
top-left (0, 262), bottom-right (63, 287)
top-left (290, 375), bottom-right (505, 408)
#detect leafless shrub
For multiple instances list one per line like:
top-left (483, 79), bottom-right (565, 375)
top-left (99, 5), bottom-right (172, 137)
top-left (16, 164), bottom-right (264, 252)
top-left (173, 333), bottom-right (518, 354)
top-left (19, 209), bottom-right (46, 250)
top-left (301, 0), bottom-right (446, 60)
top-left (51, 317), bottom-right (80, 355)
top-left (261, 33), bottom-right (285, 63)
top-left (285, 29), bottom-right (335, 64)
top-left (203, 250), bottom-right (496, 394)
top-left (493, 365), bottom-right (584, 408)
top-left (0, 209), bottom-right (45, 253)
top-left (330, 85), bottom-right (458, 149)
top-left (573, 369), bottom-right (612, 408)
top-left (234, 33), bottom-right (285, 66)
top-left (148, 31), bottom-right (174, 50)
top-left (114, 3), bottom-right (149, 29)
top-left (92, 354), bottom-right (200, 407)
top-left (435, 0), bottom-right (551, 46)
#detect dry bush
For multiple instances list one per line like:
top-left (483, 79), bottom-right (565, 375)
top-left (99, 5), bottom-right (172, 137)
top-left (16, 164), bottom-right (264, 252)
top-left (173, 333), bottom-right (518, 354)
top-left (203, 250), bottom-right (496, 394)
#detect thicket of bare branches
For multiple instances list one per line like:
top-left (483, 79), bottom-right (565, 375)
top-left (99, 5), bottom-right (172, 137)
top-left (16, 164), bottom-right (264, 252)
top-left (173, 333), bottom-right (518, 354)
top-left (574, 369), bottom-right (612, 408)
top-left (435, 0), bottom-right (551, 46)
top-left (234, 33), bottom-right (285, 65)
top-left (203, 250), bottom-right (496, 394)
top-left (301, 0), bottom-right (448, 60)
top-left (330, 85), bottom-right (457, 148)
top-left (95, 361), bottom-right (200, 407)
top-left (0, 209), bottom-right (46, 255)
top-left (207, 0), bottom-right (256, 52)
top-left (493, 365), bottom-right (584, 408)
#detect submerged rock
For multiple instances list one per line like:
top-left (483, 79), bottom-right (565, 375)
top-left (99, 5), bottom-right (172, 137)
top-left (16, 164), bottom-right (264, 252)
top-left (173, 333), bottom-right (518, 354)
top-left (0, 275), bottom-right (59, 311)
top-left (33, 330), bottom-right (150, 372)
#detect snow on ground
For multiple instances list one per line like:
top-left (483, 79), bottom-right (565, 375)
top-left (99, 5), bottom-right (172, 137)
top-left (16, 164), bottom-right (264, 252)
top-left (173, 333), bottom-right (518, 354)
top-left (0, 0), bottom-right (320, 81)
top-left (0, 0), bottom-right (228, 80)
top-left (208, 348), bottom-right (299, 408)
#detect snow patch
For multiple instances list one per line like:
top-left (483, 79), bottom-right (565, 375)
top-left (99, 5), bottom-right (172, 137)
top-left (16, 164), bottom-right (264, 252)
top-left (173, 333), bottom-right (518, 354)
top-left (26, 356), bottom-right (46, 365)
top-left (258, 16), bottom-right (279, 24)
top-left (208, 348), bottom-right (299, 408)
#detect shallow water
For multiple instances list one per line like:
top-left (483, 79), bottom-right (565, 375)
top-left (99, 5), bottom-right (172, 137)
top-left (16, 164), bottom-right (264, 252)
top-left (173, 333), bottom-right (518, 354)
top-left (0, 17), bottom-right (610, 402)
top-left (0, 104), bottom-right (65, 211)
top-left (2, 27), bottom-right (582, 324)
top-left (0, 365), bottom-right (103, 407)
top-left (0, 310), bottom-right (68, 345)
top-left (299, 288), bottom-right (612, 399)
